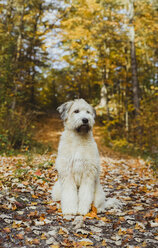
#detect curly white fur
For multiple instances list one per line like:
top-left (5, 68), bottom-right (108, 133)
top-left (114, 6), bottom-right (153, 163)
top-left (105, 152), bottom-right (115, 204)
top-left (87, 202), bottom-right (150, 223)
top-left (52, 99), bottom-right (105, 215)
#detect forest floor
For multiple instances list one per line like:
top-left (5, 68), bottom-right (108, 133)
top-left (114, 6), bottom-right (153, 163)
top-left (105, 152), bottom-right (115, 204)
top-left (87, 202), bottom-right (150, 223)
top-left (0, 115), bottom-right (158, 248)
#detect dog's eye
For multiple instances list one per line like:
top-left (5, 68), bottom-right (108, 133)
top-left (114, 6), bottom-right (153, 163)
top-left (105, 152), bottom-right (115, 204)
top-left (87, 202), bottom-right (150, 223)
top-left (87, 111), bottom-right (90, 114)
top-left (74, 109), bottom-right (79, 113)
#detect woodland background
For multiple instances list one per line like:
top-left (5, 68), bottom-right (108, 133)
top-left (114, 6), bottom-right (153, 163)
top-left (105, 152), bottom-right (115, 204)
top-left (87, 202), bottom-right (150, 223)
top-left (0, 0), bottom-right (158, 168)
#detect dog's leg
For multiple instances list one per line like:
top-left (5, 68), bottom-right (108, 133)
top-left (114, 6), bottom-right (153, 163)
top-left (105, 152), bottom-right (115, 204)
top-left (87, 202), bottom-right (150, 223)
top-left (94, 179), bottom-right (105, 213)
top-left (52, 180), bottom-right (61, 201)
top-left (61, 178), bottom-right (78, 215)
top-left (78, 176), bottom-right (95, 215)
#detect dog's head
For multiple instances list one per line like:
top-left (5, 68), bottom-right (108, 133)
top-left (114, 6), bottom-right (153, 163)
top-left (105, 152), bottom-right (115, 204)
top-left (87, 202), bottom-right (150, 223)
top-left (57, 99), bottom-right (96, 133)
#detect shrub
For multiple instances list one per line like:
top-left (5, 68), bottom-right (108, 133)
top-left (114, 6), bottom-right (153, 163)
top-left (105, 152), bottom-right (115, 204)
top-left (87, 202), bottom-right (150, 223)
top-left (0, 107), bottom-right (34, 153)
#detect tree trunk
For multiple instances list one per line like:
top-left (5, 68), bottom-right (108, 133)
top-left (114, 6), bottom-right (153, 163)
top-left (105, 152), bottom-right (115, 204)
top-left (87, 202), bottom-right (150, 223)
top-left (30, 70), bottom-right (35, 106)
top-left (125, 81), bottom-right (129, 135)
top-left (28, 4), bottom-right (42, 107)
top-left (128, 0), bottom-right (140, 116)
top-left (99, 83), bottom-right (110, 120)
top-left (99, 83), bottom-right (110, 116)
top-left (11, 4), bottom-right (24, 111)
top-left (130, 33), bottom-right (140, 116)
top-left (97, 45), bottom-right (110, 120)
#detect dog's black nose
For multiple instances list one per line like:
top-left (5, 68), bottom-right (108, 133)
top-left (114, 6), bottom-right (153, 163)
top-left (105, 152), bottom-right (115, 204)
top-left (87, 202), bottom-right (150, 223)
top-left (82, 118), bottom-right (88, 124)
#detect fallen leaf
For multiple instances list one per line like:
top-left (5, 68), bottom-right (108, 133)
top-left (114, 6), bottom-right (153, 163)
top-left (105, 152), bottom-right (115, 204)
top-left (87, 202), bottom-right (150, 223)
top-left (84, 210), bottom-right (98, 219)
top-left (28, 211), bottom-right (38, 217)
top-left (118, 228), bottom-right (126, 235)
top-left (25, 227), bottom-right (31, 232)
top-left (16, 233), bottom-right (24, 239)
top-left (31, 202), bottom-right (38, 206)
top-left (47, 205), bottom-right (57, 213)
top-left (47, 208), bottom-right (56, 214)
top-left (79, 240), bottom-right (93, 246)
top-left (32, 238), bottom-right (40, 244)
top-left (39, 216), bottom-right (45, 221)
top-left (12, 204), bottom-right (17, 210)
top-left (61, 238), bottom-right (72, 246)
top-left (142, 241), bottom-right (147, 247)
top-left (101, 217), bottom-right (110, 222)
top-left (102, 240), bottom-right (107, 246)
top-left (91, 204), bottom-right (97, 214)
top-left (135, 223), bottom-right (143, 230)
top-left (126, 228), bottom-right (133, 234)
top-left (35, 169), bottom-right (42, 176)
top-left (41, 233), bottom-right (47, 239)
top-left (3, 227), bottom-right (11, 233)
top-left (58, 227), bottom-right (68, 235)
top-left (22, 181), bottom-right (29, 185)
top-left (119, 217), bottom-right (125, 222)
top-left (12, 221), bottom-right (21, 228)
top-left (32, 194), bottom-right (38, 199)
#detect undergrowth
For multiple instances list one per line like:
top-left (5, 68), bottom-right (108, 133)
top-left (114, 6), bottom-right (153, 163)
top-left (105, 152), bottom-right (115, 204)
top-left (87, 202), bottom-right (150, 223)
top-left (0, 107), bottom-right (52, 155)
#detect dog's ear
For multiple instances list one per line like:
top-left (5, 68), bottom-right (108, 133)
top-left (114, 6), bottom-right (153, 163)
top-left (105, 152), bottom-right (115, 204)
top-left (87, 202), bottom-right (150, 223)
top-left (92, 107), bottom-right (96, 118)
top-left (57, 101), bottom-right (74, 120)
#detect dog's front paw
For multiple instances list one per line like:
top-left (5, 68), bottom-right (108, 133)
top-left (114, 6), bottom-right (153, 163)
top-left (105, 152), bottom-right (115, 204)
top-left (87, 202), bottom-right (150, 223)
top-left (52, 180), bottom-right (61, 201)
top-left (78, 206), bottom-right (90, 215)
top-left (94, 201), bottom-right (105, 214)
top-left (62, 206), bottom-right (78, 215)
top-left (97, 207), bottom-right (105, 214)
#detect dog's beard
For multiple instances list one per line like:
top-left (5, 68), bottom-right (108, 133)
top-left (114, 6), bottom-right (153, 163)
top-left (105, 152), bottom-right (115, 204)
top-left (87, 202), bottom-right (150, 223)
top-left (76, 124), bottom-right (91, 133)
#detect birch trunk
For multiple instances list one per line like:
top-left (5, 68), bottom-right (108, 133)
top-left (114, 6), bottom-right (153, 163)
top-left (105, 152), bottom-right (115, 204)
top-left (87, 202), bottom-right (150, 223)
top-left (11, 4), bottom-right (24, 111)
top-left (98, 46), bottom-right (110, 119)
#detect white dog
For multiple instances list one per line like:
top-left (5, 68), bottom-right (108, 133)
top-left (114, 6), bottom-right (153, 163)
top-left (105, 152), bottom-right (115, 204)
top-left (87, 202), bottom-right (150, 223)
top-left (52, 99), bottom-right (105, 215)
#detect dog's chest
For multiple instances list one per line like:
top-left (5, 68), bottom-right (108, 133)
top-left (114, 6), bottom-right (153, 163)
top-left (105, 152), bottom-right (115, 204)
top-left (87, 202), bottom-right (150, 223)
top-left (72, 151), bottom-right (85, 186)
top-left (59, 132), bottom-right (99, 186)
top-left (73, 164), bottom-right (83, 187)
top-left (71, 143), bottom-right (97, 186)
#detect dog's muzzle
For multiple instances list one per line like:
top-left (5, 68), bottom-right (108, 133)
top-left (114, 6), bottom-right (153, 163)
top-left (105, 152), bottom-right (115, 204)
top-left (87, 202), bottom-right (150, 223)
top-left (76, 118), bottom-right (90, 133)
top-left (76, 124), bottom-right (90, 133)
top-left (82, 118), bottom-right (88, 124)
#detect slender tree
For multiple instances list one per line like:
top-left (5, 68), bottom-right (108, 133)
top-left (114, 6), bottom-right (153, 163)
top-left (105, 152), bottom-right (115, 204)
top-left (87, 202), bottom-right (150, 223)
top-left (126, 0), bottom-right (140, 117)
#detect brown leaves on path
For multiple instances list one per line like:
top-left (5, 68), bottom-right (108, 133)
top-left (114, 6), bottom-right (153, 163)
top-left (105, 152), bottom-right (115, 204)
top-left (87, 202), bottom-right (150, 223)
top-left (0, 115), bottom-right (158, 247)
top-left (0, 153), bottom-right (157, 248)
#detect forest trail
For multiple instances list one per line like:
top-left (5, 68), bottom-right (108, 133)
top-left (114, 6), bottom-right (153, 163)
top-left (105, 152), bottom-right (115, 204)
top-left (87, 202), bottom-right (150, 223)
top-left (0, 115), bottom-right (158, 248)
top-left (35, 114), bottom-right (126, 159)
top-left (34, 114), bottom-right (63, 153)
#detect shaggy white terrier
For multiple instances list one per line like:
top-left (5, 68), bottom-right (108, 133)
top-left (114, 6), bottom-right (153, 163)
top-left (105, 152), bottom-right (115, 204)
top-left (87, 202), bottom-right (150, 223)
top-left (52, 99), bottom-right (105, 215)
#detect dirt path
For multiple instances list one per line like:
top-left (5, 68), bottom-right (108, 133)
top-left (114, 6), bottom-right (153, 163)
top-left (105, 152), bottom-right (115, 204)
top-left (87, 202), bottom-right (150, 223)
top-left (35, 114), bottom-right (126, 159)
top-left (34, 114), bottom-right (63, 153)
top-left (0, 115), bottom-right (158, 248)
